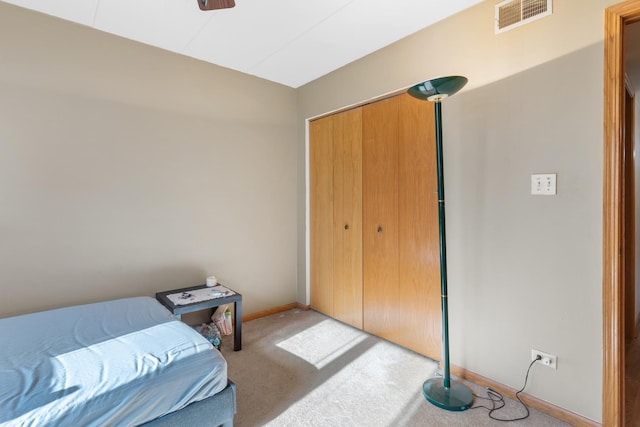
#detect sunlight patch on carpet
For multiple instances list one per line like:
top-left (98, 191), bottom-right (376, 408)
top-left (266, 341), bottom-right (439, 426)
top-left (276, 319), bottom-right (367, 369)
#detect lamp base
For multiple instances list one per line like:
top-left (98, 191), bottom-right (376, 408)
top-left (423, 377), bottom-right (473, 411)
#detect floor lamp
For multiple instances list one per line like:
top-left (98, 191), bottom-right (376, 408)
top-left (407, 76), bottom-right (473, 411)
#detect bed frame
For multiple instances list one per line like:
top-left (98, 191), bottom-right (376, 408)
top-left (142, 380), bottom-right (236, 427)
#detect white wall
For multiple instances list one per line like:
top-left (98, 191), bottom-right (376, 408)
top-left (0, 3), bottom-right (298, 317)
top-left (297, 0), bottom-right (620, 422)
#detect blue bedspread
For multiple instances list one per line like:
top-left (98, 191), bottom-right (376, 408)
top-left (0, 297), bottom-right (227, 426)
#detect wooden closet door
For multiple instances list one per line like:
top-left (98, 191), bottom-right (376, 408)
top-left (333, 108), bottom-right (363, 328)
top-left (309, 115), bottom-right (334, 316)
top-left (363, 96), bottom-right (401, 339)
top-left (363, 93), bottom-right (441, 359)
top-left (397, 95), bottom-right (441, 360)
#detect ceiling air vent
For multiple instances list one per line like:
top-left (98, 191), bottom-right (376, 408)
top-left (495, 0), bottom-right (552, 34)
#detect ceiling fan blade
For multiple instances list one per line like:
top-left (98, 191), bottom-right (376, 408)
top-left (197, 0), bottom-right (235, 11)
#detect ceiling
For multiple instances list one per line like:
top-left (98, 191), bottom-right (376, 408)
top-left (0, 0), bottom-right (484, 88)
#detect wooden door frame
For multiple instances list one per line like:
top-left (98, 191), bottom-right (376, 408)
top-left (604, 2), bottom-right (640, 425)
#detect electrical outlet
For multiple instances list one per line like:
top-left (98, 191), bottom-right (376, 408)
top-left (532, 349), bottom-right (557, 369)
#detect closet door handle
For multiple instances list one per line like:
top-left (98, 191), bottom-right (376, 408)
top-left (344, 224), bottom-right (349, 230)
top-left (377, 226), bottom-right (383, 233)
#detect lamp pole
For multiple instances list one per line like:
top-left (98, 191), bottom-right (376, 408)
top-left (433, 99), bottom-right (452, 389)
top-left (408, 76), bottom-right (473, 411)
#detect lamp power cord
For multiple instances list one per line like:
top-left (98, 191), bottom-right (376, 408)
top-left (469, 355), bottom-right (541, 422)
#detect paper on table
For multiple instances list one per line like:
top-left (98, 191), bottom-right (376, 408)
top-left (166, 286), bottom-right (234, 306)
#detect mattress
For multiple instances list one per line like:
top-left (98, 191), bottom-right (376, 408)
top-left (0, 296), bottom-right (227, 427)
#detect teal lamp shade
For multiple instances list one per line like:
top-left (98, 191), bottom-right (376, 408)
top-left (408, 76), bottom-right (468, 102)
top-left (408, 75), bottom-right (473, 412)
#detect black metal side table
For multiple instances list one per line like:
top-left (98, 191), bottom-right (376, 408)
top-left (156, 284), bottom-right (242, 351)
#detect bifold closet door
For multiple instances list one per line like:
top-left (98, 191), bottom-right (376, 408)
top-left (397, 94), bottom-right (441, 360)
top-left (363, 93), bottom-right (441, 360)
top-left (332, 108), bottom-right (363, 329)
top-left (362, 96), bottom-right (401, 342)
top-left (309, 109), bottom-right (363, 328)
top-left (309, 114), bottom-right (335, 317)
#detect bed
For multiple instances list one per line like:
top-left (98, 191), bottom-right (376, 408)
top-left (0, 296), bottom-right (236, 427)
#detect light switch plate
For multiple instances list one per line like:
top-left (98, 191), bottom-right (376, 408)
top-left (531, 174), bottom-right (557, 195)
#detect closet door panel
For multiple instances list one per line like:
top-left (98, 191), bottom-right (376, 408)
top-left (397, 95), bottom-right (441, 359)
top-left (333, 108), bottom-right (363, 328)
top-left (309, 115), bottom-right (334, 316)
top-left (311, 93), bottom-right (441, 359)
top-left (363, 96), bottom-right (401, 339)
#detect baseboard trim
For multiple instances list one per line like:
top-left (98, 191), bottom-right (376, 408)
top-left (450, 366), bottom-right (600, 427)
top-left (242, 302), bottom-right (310, 322)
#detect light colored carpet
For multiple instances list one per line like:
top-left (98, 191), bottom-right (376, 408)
top-left (220, 309), bottom-right (571, 427)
